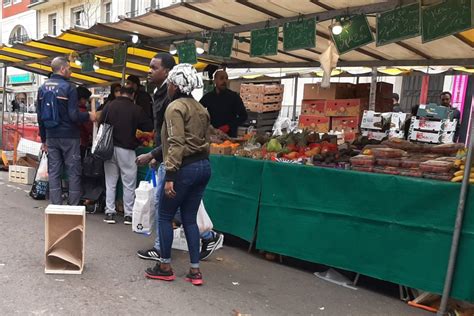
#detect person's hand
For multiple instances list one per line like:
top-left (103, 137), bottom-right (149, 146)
top-left (89, 111), bottom-right (97, 122)
top-left (218, 124), bottom-right (230, 134)
top-left (149, 158), bottom-right (158, 169)
top-left (41, 143), bottom-right (48, 153)
top-left (164, 181), bottom-right (176, 199)
top-left (136, 153), bottom-right (153, 166)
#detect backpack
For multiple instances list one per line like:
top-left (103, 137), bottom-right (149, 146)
top-left (40, 88), bottom-right (60, 128)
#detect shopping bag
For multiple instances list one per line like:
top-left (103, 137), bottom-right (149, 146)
top-left (91, 122), bottom-right (114, 161)
top-left (30, 152), bottom-right (48, 200)
top-left (172, 227), bottom-right (190, 251)
top-left (83, 149), bottom-right (104, 178)
top-left (132, 169), bottom-right (156, 236)
top-left (197, 201), bottom-right (213, 234)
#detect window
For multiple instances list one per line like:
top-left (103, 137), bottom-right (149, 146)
top-left (49, 14), bottom-right (57, 35)
top-left (127, 0), bottom-right (137, 17)
top-left (103, 1), bottom-right (111, 23)
top-left (71, 6), bottom-right (84, 27)
top-left (8, 25), bottom-right (29, 45)
top-left (3, 0), bottom-right (12, 7)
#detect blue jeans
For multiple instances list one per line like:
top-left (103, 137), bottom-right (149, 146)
top-left (46, 138), bottom-right (82, 205)
top-left (158, 160), bottom-right (211, 268)
top-left (153, 163), bottom-right (213, 250)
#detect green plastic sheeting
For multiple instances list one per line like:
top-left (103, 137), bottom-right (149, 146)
top-left (204, 156), bottom-right (263, 242)
top-left (256, 161), bottom-right (474, 302)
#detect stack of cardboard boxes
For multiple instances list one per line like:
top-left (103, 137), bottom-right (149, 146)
top-left (360, 111), bottom-right (411, 141)
top-left (299, 82), bottom-right (393, 142)
top-left (408, 104), bottom-right (458, 144)
top-left (240, 84), bottom-right (284, 113)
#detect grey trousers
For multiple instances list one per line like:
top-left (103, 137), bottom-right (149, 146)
top-left (104, 146), bottom-right (137, 217)
top-left (46, 138), bottom-right (82, 205)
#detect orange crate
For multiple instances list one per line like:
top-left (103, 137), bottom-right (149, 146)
top-left (325, 99), bottom-right (368, 117)
top-left (301, 100), bottom-right (326, 116)
top-left (331, 116), bottom-right (360, 132)
top-left (240, 84), bottom-right (284, 95)
top-left (241, 93), bottom-right (283, 103)
top-left (244, 101), bottom-right (282, 113)
top-left (298, 115), bottom-right (330, 132)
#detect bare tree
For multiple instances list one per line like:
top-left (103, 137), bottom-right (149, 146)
top-left (82, 0), bottom-right (101, 28)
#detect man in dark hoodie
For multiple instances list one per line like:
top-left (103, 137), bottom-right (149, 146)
top-left (126, 75), bottom-right (153, 123)
top-left (37, 56), bottom-right (96, 205)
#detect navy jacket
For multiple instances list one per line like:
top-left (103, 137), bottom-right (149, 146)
top-left (37, 74), bottom-right (89, 142)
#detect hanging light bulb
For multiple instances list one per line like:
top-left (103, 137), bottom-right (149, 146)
top-left (169, 43), bottom-right (177, 55)
top-left (331, 21), bottom-right (343, 35)
top-left (75, 57), bottom-right (82, 66)
top-left (196, 41), bottom-right (205, 55)
top-left (131, 34), bottom-right (140, 44)
top-left (93, 58), bottom-right (100, 71)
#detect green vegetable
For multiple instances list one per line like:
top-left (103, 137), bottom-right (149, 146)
top-left (266, 139), bottom-right (282, 152)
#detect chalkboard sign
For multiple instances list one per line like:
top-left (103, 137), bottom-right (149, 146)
top-left (81, 53), bottom-right (95, 73)
top-left (177, 41), bottom-right (197, 64)
top-left (422, 0), bottom-right (473, 43)
top-left (113, 44), bottom-right (127, 67)
top-left (332, 15), bottom-right (374, 55)
top-left (376, 3), bottom-right (420, 46)
top-left (283, 18), bottom-right (316, 51)
top-left (250, 27), bottom-right (279, 57)
top-left (208, 32), bottom-right (234, 58)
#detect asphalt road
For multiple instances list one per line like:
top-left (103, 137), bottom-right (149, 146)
top-left (0, 171), bottom-right (428, 315)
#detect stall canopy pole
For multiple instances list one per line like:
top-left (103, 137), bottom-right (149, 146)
top-left (121, 49), bottom-right (128, 86)
top-left (292, 75), bottom-right (299, 121)
top-left (369, 67), bottom-right (377, 111)
top-left (437, 115), bottom-right (474, 316)
top-left (0, 66), bottom-right (7, 149)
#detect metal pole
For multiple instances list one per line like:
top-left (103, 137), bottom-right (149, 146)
top-left (437, 114), bottom-right (474, 316)
top-left (0, 67), bottom-right (7, 150)
top-left (369, 66), bottom-right (377, 111)
top-left (292, 75), bottom-right (298, 121)
top-left (120, 47), bottom-right (128, 86)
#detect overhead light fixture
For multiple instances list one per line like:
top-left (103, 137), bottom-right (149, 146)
top-left (196, 41), bottom-right (205, 55)
top-left (93, 58), bottom-right (100, 71)
top-left (331, 21), bottom-right (343, 35)
top-left (75, 58), bottom-right (82, 66)
top-left (169, 43), bottom-right (177, 55)
top-left (131, 34), bottom-right (140, 44)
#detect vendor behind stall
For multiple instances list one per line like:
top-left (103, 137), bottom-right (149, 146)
top-left (200, 69), bottom-right (248, 137)
top-left (440, 91), bottom-right (461, 140)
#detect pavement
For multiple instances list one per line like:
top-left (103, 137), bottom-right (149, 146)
top-left (0, 171), bottom-right (429, 316)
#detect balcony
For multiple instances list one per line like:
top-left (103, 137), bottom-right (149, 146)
top-left (126, 10), bottom-right (139, 18)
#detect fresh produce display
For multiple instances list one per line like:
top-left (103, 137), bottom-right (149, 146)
top-left (451, 148), bottom-right (474, 183)
top-left (210, 140), bottom-right (241, 155)
top-left (136, 130), bottom-right (155, 147)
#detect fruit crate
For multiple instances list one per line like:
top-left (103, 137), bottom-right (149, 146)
top-left (298, 115), bottom-right (330, 132)
top-left (242, 93), bottom-right (283, 103)
top-left (8, 165), bottom-right (36, 185)
top-left (244, 101), bottom-right (282, 113)
top-left (240, 83), bottom-right (284, 95)
top-left (331, 116), bottom-right (360, 132)
top-left (325, 99), bottom-right (369, 117)
top-left (301, 100), bottom-right (326, 116)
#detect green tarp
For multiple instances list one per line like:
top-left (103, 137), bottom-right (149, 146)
top-left (204, 156), bottom-right (263, 242)
top-left (205, 156), bottom-right (474, 302)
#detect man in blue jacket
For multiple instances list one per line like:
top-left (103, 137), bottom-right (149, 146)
top-left (37, 56), bottom-right (96, 205)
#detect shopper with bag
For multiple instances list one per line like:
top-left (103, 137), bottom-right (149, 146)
top-left (37, 56), bottom-right (96, 205)
top-left (144, 64), bottom-right (211, 285)
top-left (136, 53), bottom-right (223, 263)
top-left (99, 87), bottom-right (153, 225)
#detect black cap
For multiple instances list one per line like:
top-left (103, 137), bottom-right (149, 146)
top-left (126, 75), bottom-right (141, 86)
top-left (77, 86), bottom-right (92, 100)
top-left (392, 93), bottom-right (399, 102)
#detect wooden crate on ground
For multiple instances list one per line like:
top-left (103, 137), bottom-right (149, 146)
top-left (8, 165), bottom-right (35, 185)
top-left (45, 205), bottom-right (86, 274)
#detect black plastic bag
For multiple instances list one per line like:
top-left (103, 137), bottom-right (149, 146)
top-left (92, 121), bottom-right (114, 161)
top-left (83, 149), bottom-right (104, 178)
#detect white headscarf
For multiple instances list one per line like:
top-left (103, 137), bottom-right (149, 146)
top-left (167, 63), bottom-right (203, 95)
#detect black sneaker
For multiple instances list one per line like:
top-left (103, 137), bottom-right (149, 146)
top-left (137, 248), bottom-right (161, 261)
top-left (124, 216), bottom-right (132, 225)
top-left (103, 213), bottom-right (116, 224)
top-left (185, 270), bottom-right (203, 286)
top-left (200, 232), bottom-right (224, 261)
top-left (145, 263), bottom-right (176, 281)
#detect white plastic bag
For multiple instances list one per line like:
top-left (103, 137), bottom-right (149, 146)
top-left (132, 180), bottom-right (155, 235)
top-left (172, 227), bottom-right (190, 251)
top-left (36, 152), bottom-right (48, 182)
top-left (197, 201), bottom-right (213, 234)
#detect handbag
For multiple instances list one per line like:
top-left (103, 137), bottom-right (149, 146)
top-left (91, 107), bottom-right (114, 161)
top-left (83, 149), bottom-right (104, 178)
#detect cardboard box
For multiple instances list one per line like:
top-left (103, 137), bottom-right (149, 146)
top-left (389, 130), bottom-right (405, 139)
top-left (240, 84), bottom-right (284, 95)
top-left (410, 117), bottom-right (457, 132)
top-left (344, 131), bottom-right (357, 142)
top-left (354, 82), bottom-right (393, 99)
top-left (45, 205), bottom-right (86, 274)
top-left (416, 104), bottom-right (455, 120)
top-left (210, 145), bottom-right (232, 155)
top-left (244, 101), bottom-right (282, 113)
top-left (303, 83), bottom-right (355, 100)
top-left (361, 129), bottom-right (389, 141)
top-left (408, 130), bottom-right (455, 144)
top-left (241, 93), bottom-right (283, 103)
top-left (298, 115), bottom-right (330, 132)
top-left (8, 165), bottom-right (36, 185)
top-left (360, 111), bottom-right (392, 131)
top-left (301, 100), bottom-right (326, 116)
top-left (325, 99), bottom-right (368, 117)
top-left (331, 116), bottom-right (359, 132)
top-left (390, 113), bottom-right (410, 131)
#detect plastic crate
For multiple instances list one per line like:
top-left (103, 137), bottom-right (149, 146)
top-left (8, 165), bottom-right (36, 185)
